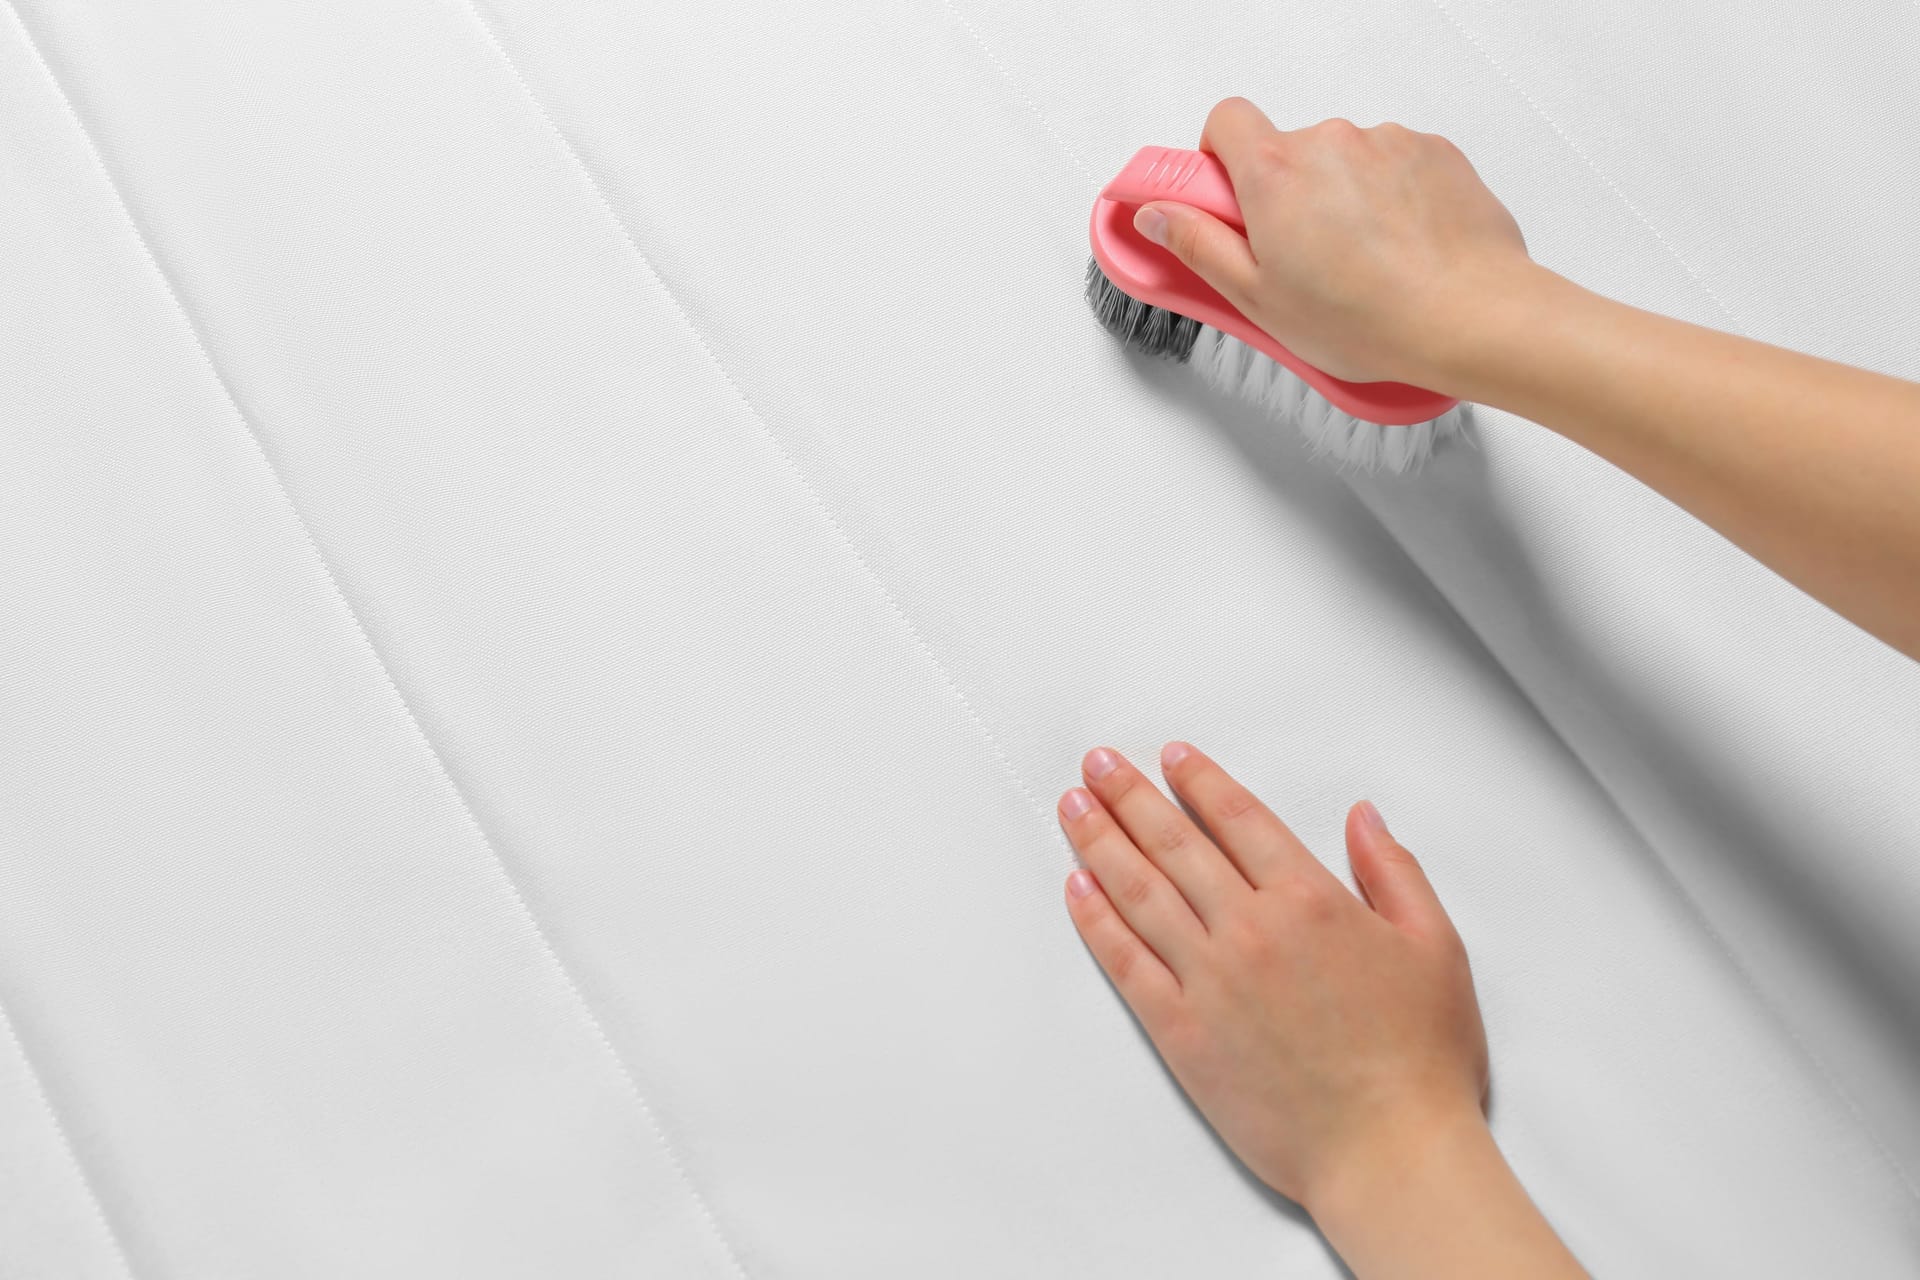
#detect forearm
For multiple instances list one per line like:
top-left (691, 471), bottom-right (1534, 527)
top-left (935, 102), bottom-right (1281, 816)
top-left (1429, 264), bottom-right (1920, 660)
top-left (1308, 1106), bottom-right (1585, 1280)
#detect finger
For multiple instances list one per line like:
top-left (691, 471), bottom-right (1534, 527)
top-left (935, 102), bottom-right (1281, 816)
top-left (1132, 203), bottom-right (1261, 305)
top-left (1199, 95), bottom-right (1278, 167)
top-left (1059, 786), bottom-right (1207, 969)
top-left (1082, 748), bottom-right (1246, 925)
top-left (1199, 97), bottom-right (1292, 215)
top-left (1345, 801), bottom-right (1459, 947)
top-left (1158, 742), bottom-right (1330, 890)
top-left (1065, 868), bottom-right (1183, 1021)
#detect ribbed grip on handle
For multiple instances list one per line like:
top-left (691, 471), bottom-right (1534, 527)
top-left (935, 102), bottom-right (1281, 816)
top-left (1098, 146), bottom-right (1243, 230)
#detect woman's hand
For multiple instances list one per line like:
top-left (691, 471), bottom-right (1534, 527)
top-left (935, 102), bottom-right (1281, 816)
top-left (1060, 743), bottom-right (1584, 1279)
top-left (1132, 97), bottom-right (1532, 389)
top-left (1141, 99), bottom-right (1920, 661)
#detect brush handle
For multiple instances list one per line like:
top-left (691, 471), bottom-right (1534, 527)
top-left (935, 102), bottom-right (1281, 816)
top-left (1100, 147), bottom-right (1244, 230)
top-left (1089, 146), bottom-right (1459, 426)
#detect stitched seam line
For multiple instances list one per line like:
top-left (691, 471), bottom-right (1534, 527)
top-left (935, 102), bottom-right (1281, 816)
top-left (1360, 481), bottom-right (1920, 1210)
top-left (0, 992), bottom-right (137, 1279)
top-left (3, 13), bottom-right (155, 1274)
top-left (455, 0), bottom-right (1070, 877)
top-left (453, 0), bottom-right (1108, 1270)
top-left (937, 0), bottom-right (1920, 1215)
top-left (1418, 0), bottom-right (1919, 1211)
top-left (1, 7), bottom-right (749, 1275)
top-left (938, 0), bottom-right (1099, 186)
top-left (1422, 0), bottom-right (1743, 327)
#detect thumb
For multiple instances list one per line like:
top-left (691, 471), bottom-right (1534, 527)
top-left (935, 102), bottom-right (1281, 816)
top-left (1134, 202), bottom-right (1260, 304)
top-left (1346, 801), bottom-right (1457, 946)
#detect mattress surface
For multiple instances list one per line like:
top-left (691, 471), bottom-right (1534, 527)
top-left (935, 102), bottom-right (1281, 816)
top-left (2, 1), bottom-right (1917, 1275)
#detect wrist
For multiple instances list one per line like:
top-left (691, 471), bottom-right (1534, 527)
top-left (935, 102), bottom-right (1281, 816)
top-left (1407, 259), bottom-right (1577, 403)
top-left (1304, 1097), bottom-right (1585, 1280)
top-left (1302, 1095), bottom-right (1491, 1232)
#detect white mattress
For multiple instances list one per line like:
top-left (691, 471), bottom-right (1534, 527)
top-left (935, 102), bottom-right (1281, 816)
top-left (2, 1), bottom-right (1917, 1275)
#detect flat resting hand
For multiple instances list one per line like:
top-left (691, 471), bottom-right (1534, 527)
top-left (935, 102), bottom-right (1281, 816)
top-left (1059, 742), bottom-right (1586, 1280)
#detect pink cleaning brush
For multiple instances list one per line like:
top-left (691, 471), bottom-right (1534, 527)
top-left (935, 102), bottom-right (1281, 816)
top-left (1087, 146), bottom-right (1467, 474)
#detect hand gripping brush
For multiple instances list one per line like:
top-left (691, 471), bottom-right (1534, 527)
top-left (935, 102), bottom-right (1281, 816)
top-left (1087, 146), bottom-right (1467, 473)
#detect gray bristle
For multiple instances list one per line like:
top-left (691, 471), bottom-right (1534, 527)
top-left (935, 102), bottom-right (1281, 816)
top-left (1085, 259), bottom-right (1465, 475)
top-left (1084, 258), bottom-right (1202, 362)
top-left (1191, 328), bottom-right (1466, 475)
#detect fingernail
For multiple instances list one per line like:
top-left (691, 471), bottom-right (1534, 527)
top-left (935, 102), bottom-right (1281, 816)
top-left (1358, 800), bottom-right (1390, 836)
top-left (1133, 205), bottom-right (1169, 247)
top-left (1060, 788), bottom-right (1094, 820)
top-left (1085, 747), bottom-right (1120, 780)
top-left (1161, 741), bottom-right (1192, 769)
top-left (1067, 869), bottom-right (1098, 900)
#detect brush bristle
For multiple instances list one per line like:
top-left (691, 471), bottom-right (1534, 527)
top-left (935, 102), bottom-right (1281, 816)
top-left (1086, 258), bottom-right (1466, 475)
top-left (1083, 258), bottom-right (1202, 362)
top-left (1193, 329), bottom-right (1466, 474)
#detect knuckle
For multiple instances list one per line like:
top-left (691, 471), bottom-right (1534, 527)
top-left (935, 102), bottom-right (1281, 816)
top-left (1105, 938), bottom-right (1142, 985)
top-left (1252, 137), bottom-right (1292, 173)
top-left (1378, 840), bottom-right (1426, 878)
top-left (1170, 217), bottom-right (1206, 264)
top-left (1116, 874), bottom-right (1156, 910)
top-left (1280, 877), bottom-right (1338, 924)
top-left (1376, 838), bottom-right (1417, 866)
top-left (1214, 785), bottom-right (1262, 824)
top-left (1224, 912), bottom-right (1272, 960)
top-left (1148, 818), bottom-right (1194, 857)
top-left (1153, 1009), bottom-right (1205, 1059)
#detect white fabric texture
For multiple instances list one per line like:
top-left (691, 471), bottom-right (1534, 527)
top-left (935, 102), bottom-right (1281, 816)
top-left (1, 1), bottom-right (1916, 1275)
